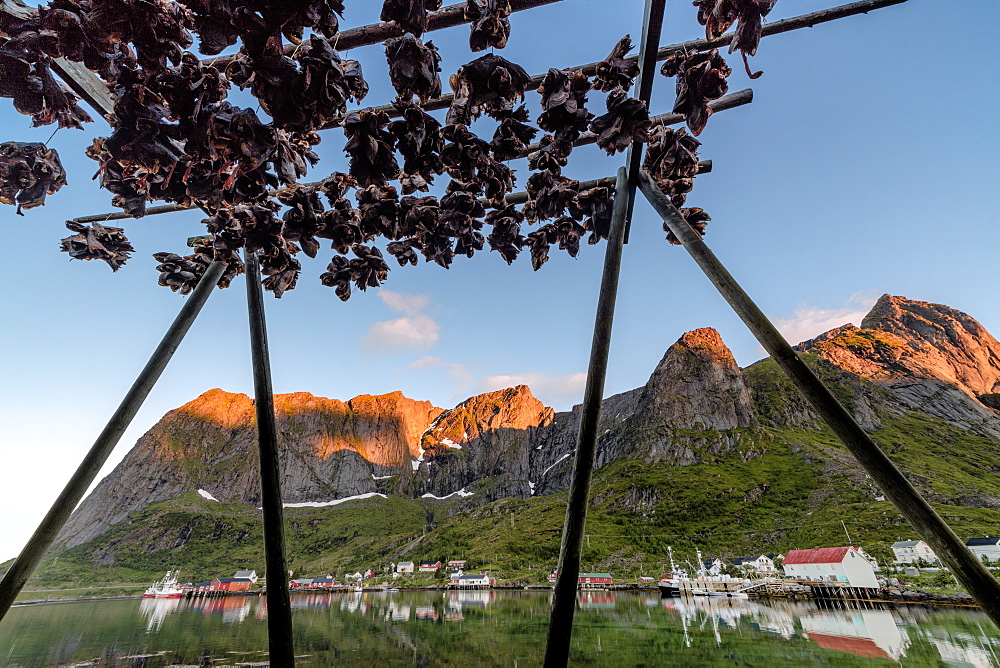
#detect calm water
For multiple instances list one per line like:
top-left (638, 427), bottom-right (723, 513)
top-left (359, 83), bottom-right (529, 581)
top-left (1, 590), bottom-right (998, 666)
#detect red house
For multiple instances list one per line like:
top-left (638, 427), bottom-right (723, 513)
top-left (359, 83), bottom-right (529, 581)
top-left (211, 577), bottom-right (253, 592)
top-left (312, 577), bottom-right (336, 588)
top-left (578, 573), bottom-right (613, 588)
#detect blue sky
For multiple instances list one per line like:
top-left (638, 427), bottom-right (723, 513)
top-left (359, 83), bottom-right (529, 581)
top-left (0, 0), bottom-right (997, 561)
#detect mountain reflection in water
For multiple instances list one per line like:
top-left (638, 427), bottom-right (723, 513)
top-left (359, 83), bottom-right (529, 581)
top-left (2, 590), bottom-right (997, 666)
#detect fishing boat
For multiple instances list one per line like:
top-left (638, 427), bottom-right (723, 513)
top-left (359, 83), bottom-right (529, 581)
top-left (143, 570), bottom-right (184, 598)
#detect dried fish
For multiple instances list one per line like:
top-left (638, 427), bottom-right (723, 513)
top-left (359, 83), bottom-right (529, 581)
top-left (385, 33), bottom-right (442, 104)
top-left (381, 0), bottom-right (443, 37)
top-left (490, 106), bottom-right (538, 162)
top-left (0, 141), bottom-right (67, 214)
top-left (485, 204), bottom-right (524, 264)
top-left (356, 184), bottom-right (401, 241)
top-left (389, 101), bottom-right (444, 194)
top-left (643, 124), bottom-right (701, 207)
top-left (343, 110), bottom-right (400, 187)
top-left (522, 170), bottom-right (578, 223)
top-left (593, 35), bottom-right (639, 92)
top-left (588, 88), bottom-right (650, 155)
top-left (660, 48), bottom-right (731, 136)
top-left (692, 0), bottom-right (775, 78)
top-left (667, 206), bottom-right (711, 244)
top-left (569, 185), bottom-right (615, 244)
top-left (464, 0), bottom-right (512, 51)
top-left (320, 245), bottom-right (389, 300)
top-left (447, 54), bottom-right (531, 125)
top-left (440, 188), bottom-right (486, 258)
top-left (0, 44), bottom-right (93, 129)
top-left (60, 221), bottom-right (134, 271)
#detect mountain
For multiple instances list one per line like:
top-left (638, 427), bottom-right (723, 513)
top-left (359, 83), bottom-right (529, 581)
top-left (17, 295), bottom-right (1000, 587)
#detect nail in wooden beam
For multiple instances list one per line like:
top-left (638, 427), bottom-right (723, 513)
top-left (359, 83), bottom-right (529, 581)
top-left (243, 251), bottom-right (295, 663)
top-left (0, 261), bottom-right (226, 622)
top-left (635, 167), bottom-right (1000, 628)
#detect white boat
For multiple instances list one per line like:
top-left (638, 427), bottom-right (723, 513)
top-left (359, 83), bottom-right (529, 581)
top-left (143, 570), bottom-right (184, 599)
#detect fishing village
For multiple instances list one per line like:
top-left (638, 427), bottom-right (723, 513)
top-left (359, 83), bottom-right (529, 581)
top-left (1, 0), bottom-right (998, 663)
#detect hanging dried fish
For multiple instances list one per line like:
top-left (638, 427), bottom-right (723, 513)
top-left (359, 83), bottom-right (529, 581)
top-left (667, 207), bottom-right (711, 244)
top-left (643, 124), bottom-right (701, 207)
top-left (389, 101), bottom-right (444, 194)
top-left (440, 123), bottom-right (490, 186)
top-left (569, 185), bottom-right (615, 244)
top-left (85, 0), bottom-right (195, 72)
top-left (464, 0), bottom-right (512, 51)
top-left (320, 245), bottom-right (389, 300)
top-left (693, 0), bottom-right (776, 78)
top-left (152, 244), bottom-right (216, 295)
top-left (660, 48), bottom-right (731, 136)
top-left (588, 88), bottom-right (651, 155)
top-left (490, 106), bottom-right (538, 162)
top-left (447, 54), bottom-right (531, 125)
top-left (0, 142), bottom-right (67, 214)
top-left (399, 194), bottom-right (439, 241)
top-left (381, 0), bottom-right (443, 38)
top-left (485, 204), bottom-right (524, 264)
top-left (278, 183), bottom-right (326, 258)
top-left (60, 221), bottom-right (134, 271)
top-left (343, 110), bottom-right (400, 187)
top-left (386, 237), bottom-right (422, 266)
top-left (593, 35), bottom-right (639, 92)
top-left (526, 135), bottom-right (570, 175)
top-left (385, 33), bottom-right (442, 104)
top-left (259, 248), bottom-right (301, 297)
top-left (524, 224), bottom-right (554, 271)
top-left (477, 158), bottom-right (514, 208)
top-left (522, 170), bottom-right (579, 223)
top-left (537, 68), bottom-right (593, 143)
top-left (440, 188), bottom-right (486, 258)
top-left (262, 0), bottom-right (345, 44)
top-left (356, 184), bottom-right (401, 241)
top-left (0, 44), bottom-right (93, 129)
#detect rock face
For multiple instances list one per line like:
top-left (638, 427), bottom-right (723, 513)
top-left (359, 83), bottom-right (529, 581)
top-left (797, 295), bottom-right (1000, 404)
top-left (59, 295), bottom-right (1000, 550)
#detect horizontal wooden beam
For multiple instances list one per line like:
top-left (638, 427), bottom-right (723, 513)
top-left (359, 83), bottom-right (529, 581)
top-left (346, 0), bottom-right (906, 126)
top-left (202, 0), bottom-right (565, 69)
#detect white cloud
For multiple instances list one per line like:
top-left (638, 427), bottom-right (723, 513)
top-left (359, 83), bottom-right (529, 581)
top-left (773, 292), bottom-right (879, 346)
top-left (474, 372), bottom-right (588, 409)
top-left (378, 289), bottom-right (429, 317)
top-left (363, 314), bottom-right (440, 352)
top-left (363, 290), bottom-right (440, 353)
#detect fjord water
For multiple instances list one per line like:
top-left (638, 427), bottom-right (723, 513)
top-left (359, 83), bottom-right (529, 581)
top-left (1, 591), bottom-right (997, 666)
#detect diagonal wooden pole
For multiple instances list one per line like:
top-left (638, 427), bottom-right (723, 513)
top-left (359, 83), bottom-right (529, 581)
top-left (0, 261), bottom-right (225, 622)
top-left (243, 251), bottom-right (294, 665)
top-left (636, 167), bottom-right (1000, 628)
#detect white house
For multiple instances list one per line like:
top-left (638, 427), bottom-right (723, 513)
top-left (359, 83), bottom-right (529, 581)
top-left (345, 571), bottom-right (363, 581)
top-left (451, 573), bottom-right (493, 588)
top-left (234, 570), bottom-right (258, 583)
top-left (396, 561), bottom-right (415, 574)
top-left (966, 537), bottom-right (1000, 562)
top-left (782, 547), bottom-right (879, 588)
top-left (703, 558), bottom-right (724, 576)
top-left (732, 555), bottom-right (775, 573)
top-left (890, 540), bottom-right (939, 565)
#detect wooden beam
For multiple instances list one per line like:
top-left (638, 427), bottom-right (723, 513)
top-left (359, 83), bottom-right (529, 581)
top-left (348, 0), bottom-right (906, 126)
top-left (202, 0), bottom-right (565, 69)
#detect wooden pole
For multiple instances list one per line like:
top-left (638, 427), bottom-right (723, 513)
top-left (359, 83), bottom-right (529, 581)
top-left (0, 261), bottom-right (225, 622)
top-left (544, 167), bottom-right (630, 667)
top-left (243, 251), bottom-right (295, 665)
top-left (635, 167), bottom-right (1000, 628)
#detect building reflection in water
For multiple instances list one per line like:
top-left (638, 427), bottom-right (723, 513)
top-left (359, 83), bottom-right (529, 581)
top-left (138, 597), bottom-right (183, 633)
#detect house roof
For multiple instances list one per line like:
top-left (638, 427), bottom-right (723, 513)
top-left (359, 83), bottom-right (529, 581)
top-left (214, 577), bottom-right (253, 583)
top-left (312, 578), bottom-right (334, 582)
top-left (783, 547), bottom-right (856, 565)
top-left (765, 553), bottom-right (782, 560)
top-left (891, 540), bottom-right (923, 548)
top-left (579, 573), bottom-right (613, 578)
top-left (234, 570), bottom-right (256, 577)
top-left (966, 537), bottom-right (1000, 547)
top-left (807, 633), bottom-right (891, 660)
top-left (397, 561), bottom-right (413, 566)
top-left (734, 555), bottom-right (769, 564)
top-left (457, 574), bottom-right (488, 580)
top-left (196, 581), bottom-right (213, 587)
top-left (291, 578), bottom-right (314, 584)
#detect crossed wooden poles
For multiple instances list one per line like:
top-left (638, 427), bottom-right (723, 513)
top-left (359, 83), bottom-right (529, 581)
top-left (4, 0), bottom-right (996, 667)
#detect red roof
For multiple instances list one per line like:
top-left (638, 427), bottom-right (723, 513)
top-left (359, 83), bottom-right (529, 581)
top-left (783, 547), bottom-right (855, 565)
top-left (807, 633), bottom-right (891, 660)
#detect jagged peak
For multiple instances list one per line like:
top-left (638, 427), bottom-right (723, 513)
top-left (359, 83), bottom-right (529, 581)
top-left (797, 295), bottom-right (1000, 401)
top-left (174, 388), bottom-right (253, 427)
top-left (651, 327), bottom-right (740, 376)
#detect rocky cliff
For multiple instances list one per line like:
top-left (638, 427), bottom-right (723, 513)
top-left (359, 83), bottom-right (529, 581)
top-left (56, 295), bottom-right (1000, 556)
